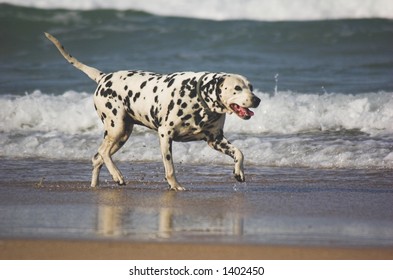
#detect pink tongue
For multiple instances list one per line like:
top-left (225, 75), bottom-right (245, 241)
top-left (232, 104), bottom-right (254, 117)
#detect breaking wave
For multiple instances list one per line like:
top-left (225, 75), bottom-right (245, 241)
top-left (3, 0), bottom-right (393, 21)
top-left (1, 90), bottom-right (392, 169)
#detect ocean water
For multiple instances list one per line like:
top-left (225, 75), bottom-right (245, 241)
top-left (0, 1), bottom-right (393, 170)
top-left (1, 0), bottom-right (393, 248)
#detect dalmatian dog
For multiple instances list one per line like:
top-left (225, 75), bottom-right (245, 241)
top-left (45, 32), bottom-right (260, 191)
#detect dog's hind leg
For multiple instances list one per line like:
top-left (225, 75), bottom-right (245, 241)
top-left (91, 116), bottom-right (134, 187)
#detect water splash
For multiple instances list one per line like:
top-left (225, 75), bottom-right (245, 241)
top-left (274, 73), bottom-right (279, 95)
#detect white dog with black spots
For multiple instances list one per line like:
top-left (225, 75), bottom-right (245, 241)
top-left (45, 32), bottom-right (260, 191)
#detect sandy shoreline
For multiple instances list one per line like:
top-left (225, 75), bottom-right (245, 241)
top-left (1, 239), bottom-right (392, 260)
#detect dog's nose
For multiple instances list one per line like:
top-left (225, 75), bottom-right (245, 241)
top-left (252, 96), bottom-right (261, 107)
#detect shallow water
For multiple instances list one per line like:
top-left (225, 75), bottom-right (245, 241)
top-left (1, 159), bottom-right (392, 247)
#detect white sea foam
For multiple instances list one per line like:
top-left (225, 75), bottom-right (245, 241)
top-left (3, 0), bottom-right (393, 21)
top-left (0, 91), bottom-right (100, 135)
top-left (226, 91), bottom-right (393, 136)
top-left (2, 90), bottom-right (393, 135)
top-left (1, 90), bottom-right (392, 168)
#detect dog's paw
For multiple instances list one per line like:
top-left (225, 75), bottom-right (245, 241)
top-left (168, 183), bottom-right (186, 191)
top-left (233, 169), bottom-right (245, 182)
top-left (112, 174), bottom-right (125, 186)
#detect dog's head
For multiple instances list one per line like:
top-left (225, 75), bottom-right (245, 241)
top-left (218, 74), bottom-right (260, 120)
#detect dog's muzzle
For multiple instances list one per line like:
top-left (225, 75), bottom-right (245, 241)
top-left (230, 95), bottom-right (261, 120)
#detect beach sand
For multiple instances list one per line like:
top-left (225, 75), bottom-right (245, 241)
top-left (0, 159), bottom-right (392, 260)
top-left (2, 239), bottom-right (393, 260)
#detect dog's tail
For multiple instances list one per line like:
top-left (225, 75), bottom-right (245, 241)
top-left (44, 32), bottom-right (104, 83)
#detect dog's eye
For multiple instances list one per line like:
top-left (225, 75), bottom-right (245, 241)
top-left (235, 86), bottom-right (242, 91)
top-left (249, 84), bottom-right (253, 91)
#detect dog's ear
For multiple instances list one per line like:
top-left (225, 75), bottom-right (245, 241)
top-left (217, 76), bottom-right (225, 88)
top-left (216, 76), bottom-right (226, 95)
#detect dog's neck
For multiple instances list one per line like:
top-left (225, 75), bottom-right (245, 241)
top-left (198, 73), bottom-right (227, 115)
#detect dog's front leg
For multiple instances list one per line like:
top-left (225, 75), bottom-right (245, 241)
top-left (158, 129), bottom-right (185, 191)
top-left (208, 133), bottom-right (245, 182)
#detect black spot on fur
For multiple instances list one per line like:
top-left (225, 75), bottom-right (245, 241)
top-left (96, 85), bottom-right (102, 96)
top-left (149, 106), bottom-right (160, 128)
top-left (153, 86), bottom-right (158, 93)
top-left (166, 154), bottom-right (171, 161)
top-left (105, 102), bottom-right (112, 109)
top-left (133, 92), bottom-right (141, 103)
top-left (193, 109), bottom-right (203, 126)
top-left (189, 89), bottom-right (197, 99)
top-left (102, 88), bottom-right (113, 98)
top-left (181, 79), bottom-right (190, 87)
top-left (165, 100), bottom-right (175, 121)
top-left (112, 108), bottom-right (117, 116)
top-left (140, 81), bottom-right (147, 89)
top-left (192, 103), bottom-right (200, 110)
top-left (104, 74), bottom-right (113, 82)
top-left (105, 81), bottom-right (112, 88)
top-left (101, 112), bottom-right (107, 122)
top-left (182, 114), bottom-right (192, 121)
top-left (123, 96), bottom-right (130, 108)
top-left (167, 79), bottom-right (175, 87)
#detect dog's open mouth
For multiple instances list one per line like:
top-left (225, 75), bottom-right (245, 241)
top-left (230, 104), bottom-right (255, 120)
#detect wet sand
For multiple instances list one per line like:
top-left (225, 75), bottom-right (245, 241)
top-left (0, 159), bottom-right (392, 259)
top-left (2, 239), bottom-right (393, 260)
